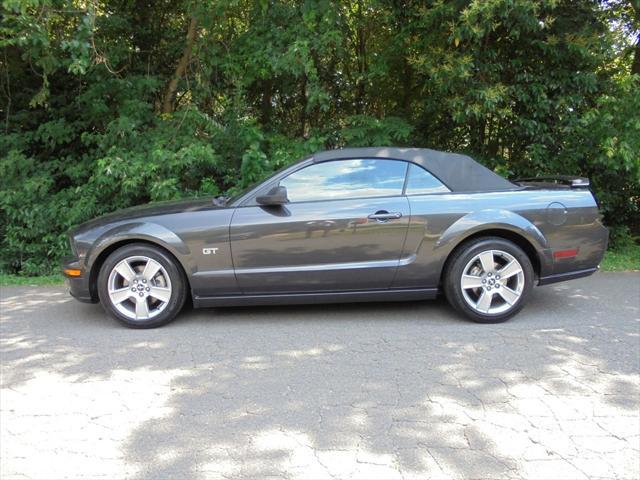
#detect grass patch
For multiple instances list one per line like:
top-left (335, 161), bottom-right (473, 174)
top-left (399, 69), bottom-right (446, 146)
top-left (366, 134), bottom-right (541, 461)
top-left (600, 244), bottom-right (640, 272)
top-left (0, 274), bottom-right (65, 286)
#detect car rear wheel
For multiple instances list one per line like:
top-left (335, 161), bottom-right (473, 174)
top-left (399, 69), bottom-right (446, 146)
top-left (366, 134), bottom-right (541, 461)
top-left (444, 237), bottom-right (534, 323)
top-left (97, 244), bottom-right (187, 328)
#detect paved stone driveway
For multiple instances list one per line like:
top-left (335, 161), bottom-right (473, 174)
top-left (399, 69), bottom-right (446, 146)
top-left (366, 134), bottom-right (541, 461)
top-left (1, 272), bottom-right (639, 479)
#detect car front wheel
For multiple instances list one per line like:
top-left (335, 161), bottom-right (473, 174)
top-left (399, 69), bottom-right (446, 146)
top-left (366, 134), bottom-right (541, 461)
top-left (97, 243), bottom-right (187, 328)
top-left (444, 237), bottom-right (534, 323)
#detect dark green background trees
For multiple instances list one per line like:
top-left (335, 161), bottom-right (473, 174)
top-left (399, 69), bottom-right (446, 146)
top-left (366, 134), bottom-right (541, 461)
top-left (1, 0), bottom-right (638, 275)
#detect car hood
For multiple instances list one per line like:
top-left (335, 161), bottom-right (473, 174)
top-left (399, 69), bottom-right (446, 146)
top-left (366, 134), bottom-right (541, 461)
top-left (72, 197), bottom-right (224, 235)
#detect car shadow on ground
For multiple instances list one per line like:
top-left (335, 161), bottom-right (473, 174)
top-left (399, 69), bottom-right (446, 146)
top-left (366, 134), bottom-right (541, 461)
top-left (1, 273), bottom-right (639, 479)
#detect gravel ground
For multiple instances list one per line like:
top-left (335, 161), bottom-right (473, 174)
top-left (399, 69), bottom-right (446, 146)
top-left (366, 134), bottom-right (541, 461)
top-left (1, 272), bottom-right (639, 480)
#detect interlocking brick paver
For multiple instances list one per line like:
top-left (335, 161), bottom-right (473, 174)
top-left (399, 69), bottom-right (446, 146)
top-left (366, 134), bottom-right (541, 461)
top-left (1, 273), bottom-right (638, 479)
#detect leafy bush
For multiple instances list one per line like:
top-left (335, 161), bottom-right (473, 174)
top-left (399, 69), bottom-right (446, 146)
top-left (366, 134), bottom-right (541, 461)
top-left (1, 0), bottom-right (638, 275)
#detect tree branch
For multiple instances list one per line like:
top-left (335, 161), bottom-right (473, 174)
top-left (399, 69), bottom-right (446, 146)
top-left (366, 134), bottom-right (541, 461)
top-left (161, 15), bottom-right (198, 114)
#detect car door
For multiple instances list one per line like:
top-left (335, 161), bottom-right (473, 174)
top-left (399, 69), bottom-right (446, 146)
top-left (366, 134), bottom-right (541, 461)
top-left (229, 158), bottom-right (411, 294)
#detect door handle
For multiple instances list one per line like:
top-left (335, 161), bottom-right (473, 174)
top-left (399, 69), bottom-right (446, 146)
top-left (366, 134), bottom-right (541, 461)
top-left (368, 211), bottom-right (403, 222)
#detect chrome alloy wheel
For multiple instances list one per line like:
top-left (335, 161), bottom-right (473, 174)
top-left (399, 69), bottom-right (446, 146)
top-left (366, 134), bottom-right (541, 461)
top-left (460, 249), bottom-right (525, 315)
top-left (107, 256), bottom-right (172, 321)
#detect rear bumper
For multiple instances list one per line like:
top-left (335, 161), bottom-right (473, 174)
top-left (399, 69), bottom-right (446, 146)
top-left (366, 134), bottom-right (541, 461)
top-left (541, 217), bottom-right (609, 280)
top-left (62, 257), bottom-right (97, 303)
top-left (538, 267), bottom-right (598, 286)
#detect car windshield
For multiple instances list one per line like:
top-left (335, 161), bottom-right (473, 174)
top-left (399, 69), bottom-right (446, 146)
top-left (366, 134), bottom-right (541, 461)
top-left (226, 157), bottom-right (311, 205)
top-left (224, 182), bottom-right (259, 205)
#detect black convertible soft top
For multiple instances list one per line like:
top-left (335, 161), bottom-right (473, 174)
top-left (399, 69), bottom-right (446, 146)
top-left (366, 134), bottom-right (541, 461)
top-left (313, 147), bottom-right (516, 192)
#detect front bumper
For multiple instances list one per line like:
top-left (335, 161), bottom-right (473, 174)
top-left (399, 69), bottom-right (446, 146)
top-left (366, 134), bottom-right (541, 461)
top-left (62, 257), bottom-right (97, 303)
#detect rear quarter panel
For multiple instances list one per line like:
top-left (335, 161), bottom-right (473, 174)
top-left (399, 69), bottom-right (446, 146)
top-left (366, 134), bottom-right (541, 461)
top-left (392, 189), bottom-right (607, 289)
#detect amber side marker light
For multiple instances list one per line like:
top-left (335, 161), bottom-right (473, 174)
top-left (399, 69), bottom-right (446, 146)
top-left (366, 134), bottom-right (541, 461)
top-left (63, 268), bottom-right (82, 277)
top-left (553, 249), bottom-right (579, 259)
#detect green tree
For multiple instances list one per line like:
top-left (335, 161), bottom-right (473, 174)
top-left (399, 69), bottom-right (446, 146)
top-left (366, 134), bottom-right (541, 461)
top-left (0, 0), bottom-right (638, 274)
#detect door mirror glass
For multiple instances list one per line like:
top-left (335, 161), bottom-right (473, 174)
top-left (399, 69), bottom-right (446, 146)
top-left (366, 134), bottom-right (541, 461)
top-left (256, 185), bottom-right (289, 206)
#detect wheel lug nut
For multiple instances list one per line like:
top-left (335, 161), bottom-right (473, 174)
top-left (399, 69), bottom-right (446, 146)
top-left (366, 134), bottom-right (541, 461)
top-left (146, 287), bottom-right (150, 291)
top-left (487, 272), bottom-right (492, 277)
top-left (131, 287), bottom-right (136, 292)
top-left (142, 279), bottom-right (147, 283)
top-left (482, 279), bottom-right (486, 284)
top-left (139, 292), bottom-right (144, 297)
top-left (496, 275), bottom-right (500, 280)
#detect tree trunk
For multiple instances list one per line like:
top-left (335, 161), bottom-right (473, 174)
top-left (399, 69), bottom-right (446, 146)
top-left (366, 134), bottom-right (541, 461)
top-left (299, 75), bottom-right (308, 137)
top-left (632, 32), bottom-right (640, 76)
top-left (161, 16), bottom-right (198, 114)
top-left (632, 3), bottom-right (640, 76)
top-left (355, 0), bottom-right (366, 115)
top-left (260, 79), bottom-right (273, 127)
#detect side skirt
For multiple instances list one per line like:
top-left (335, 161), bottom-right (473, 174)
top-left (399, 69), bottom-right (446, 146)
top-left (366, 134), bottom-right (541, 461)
top-left (193, 287), bottom-right (439, 308)
top-left (537, 267), bottom-right (598, 286)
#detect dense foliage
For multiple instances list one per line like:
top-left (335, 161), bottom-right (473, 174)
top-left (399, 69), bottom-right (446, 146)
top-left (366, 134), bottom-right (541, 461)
top-left (1, 0), bottom-right (638, 275)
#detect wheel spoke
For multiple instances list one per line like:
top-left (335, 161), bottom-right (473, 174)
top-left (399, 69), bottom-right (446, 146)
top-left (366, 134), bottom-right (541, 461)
top-left (461, 274), bottom-right (483, 289)
top-left (142, 259), bottom-right (162, 281)
top-left (497, 286), bottom-right (520, 305)
top-left (497, 260), bottom-right (522, 279)
top-left (135, 298), bottom-right (150, 319)
top-left (476, 290), bottom-right (493, 313)
top-left (478, 251), bottom-right (495, 273)
top-left (148, 286), bottom-right (171, 303)
top-left (114, 260), bottom-right (136, 283)
top-left (109, 287), bottom-right (133, 305)
top-left (108, 255), bottom-right (173, 322)
top-left (461, 248), bottom-right (527, 315)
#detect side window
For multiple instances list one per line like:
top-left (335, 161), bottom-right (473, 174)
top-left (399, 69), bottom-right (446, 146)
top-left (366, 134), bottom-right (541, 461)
top-left (405, 164), bottom-right (450, 195)
top-left (280, 159), bottom-right (408, 202)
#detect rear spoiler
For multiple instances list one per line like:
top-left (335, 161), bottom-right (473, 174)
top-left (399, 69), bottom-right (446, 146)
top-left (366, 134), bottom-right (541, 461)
top-left (513, 176), bottom-right (590, 188)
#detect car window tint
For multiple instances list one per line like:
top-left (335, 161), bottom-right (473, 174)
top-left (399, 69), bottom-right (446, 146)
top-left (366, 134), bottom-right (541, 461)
top-left (405, 163), bottom-right (450, 195)
top-left (280, 159), bottom-right (407, 202)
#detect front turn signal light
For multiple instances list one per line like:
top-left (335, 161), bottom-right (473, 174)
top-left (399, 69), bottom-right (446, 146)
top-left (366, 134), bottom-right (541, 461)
top-left (63, 268), bottom-right (82, 277)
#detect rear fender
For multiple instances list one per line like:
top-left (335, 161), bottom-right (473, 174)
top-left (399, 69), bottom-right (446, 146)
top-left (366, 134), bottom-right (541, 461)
top-left (436, 209), bottom-right (552, 275)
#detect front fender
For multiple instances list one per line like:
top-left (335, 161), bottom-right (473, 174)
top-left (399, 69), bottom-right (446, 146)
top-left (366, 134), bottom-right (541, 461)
top-left (86, 221), bottom-right (194, 276)
top-left (436, 209), bottom-right (552, 273)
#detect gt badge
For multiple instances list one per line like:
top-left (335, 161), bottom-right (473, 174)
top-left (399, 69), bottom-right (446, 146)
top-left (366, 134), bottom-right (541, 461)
top-left (202, 247), bottom-right (219, 255)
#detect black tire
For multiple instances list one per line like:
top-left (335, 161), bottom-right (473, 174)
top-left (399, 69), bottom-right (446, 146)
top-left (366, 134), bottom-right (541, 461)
top-left (444, 237), bottom-right (534, 323)
top-left (97, 243), bottom-right (188, 328)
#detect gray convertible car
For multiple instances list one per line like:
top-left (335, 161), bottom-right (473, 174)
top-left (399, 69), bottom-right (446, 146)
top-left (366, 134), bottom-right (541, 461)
top-left (63, 147), bottom-right (608, 328)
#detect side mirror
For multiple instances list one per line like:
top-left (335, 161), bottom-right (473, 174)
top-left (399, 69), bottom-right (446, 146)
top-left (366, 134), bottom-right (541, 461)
top-left (256, 185), bottom-right (289, 206)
